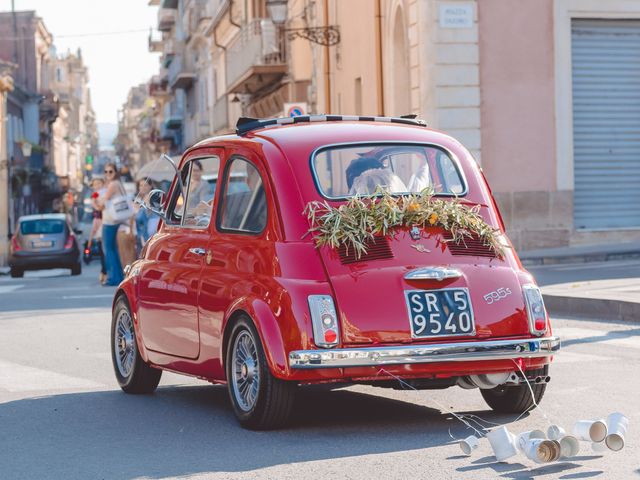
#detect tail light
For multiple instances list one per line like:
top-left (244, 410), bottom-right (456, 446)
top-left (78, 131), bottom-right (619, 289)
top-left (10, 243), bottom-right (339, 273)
top-left (10, 236), bottom-right (21, 252)
top-left (64, 234), bottom-right (75, 250)
top-left (84, 247), bottom-right (91, 255)
top-left (308, 295), bottom-right (340, 348)
top-left (523, 284), bottom-right (547, 335)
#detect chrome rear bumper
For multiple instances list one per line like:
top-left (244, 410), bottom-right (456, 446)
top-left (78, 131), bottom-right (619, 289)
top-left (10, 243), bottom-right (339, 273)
top-left (289, 336), bottom-right (560, 369)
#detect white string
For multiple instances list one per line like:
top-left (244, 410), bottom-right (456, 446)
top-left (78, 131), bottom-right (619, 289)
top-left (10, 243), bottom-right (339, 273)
top-left (377, 368), bottom-right (486, 438)
top-left (510, 359), bottom-right (560, 428)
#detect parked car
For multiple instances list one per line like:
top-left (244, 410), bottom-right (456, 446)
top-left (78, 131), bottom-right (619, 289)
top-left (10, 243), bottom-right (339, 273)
top-left (9, 213), bottom-right (81, 278)
top-left (111, 115), bottom-right (560, 430)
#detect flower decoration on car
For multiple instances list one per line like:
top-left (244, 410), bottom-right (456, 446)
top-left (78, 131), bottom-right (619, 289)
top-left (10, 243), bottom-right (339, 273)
top-left (304, 187), bottom-right (506, 259)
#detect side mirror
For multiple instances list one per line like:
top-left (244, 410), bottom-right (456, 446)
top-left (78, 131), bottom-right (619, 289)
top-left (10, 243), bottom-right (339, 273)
top-left (143, 189), bottom-right (168, 220)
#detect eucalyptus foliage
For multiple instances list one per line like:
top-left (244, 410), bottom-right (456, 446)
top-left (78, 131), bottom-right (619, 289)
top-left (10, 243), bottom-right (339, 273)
top-left (304, 188), bottom-right (505, 259)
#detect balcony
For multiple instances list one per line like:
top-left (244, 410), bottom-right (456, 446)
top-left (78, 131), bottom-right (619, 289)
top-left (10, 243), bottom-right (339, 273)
top-left (158, 8), bottom-right (176, 32)
top-left (186, 0), bottom-right (212, 39)
top-left (163, 100), bottom-right (183, 130)
top-left (226, 19), bottom-right (287, 94)
top-left (148, 31), bottom-right (163, 52)
top-left (148, 75), bottom-right (169, 97)
top-left (161, 38), bottom-right (176, 67)
top-left (212, 95), bottom-right (228, 133)
top-left (168, 54), bottom-right (196, 91)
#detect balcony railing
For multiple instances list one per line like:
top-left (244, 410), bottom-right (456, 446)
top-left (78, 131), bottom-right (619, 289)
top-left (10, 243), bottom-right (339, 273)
top-left (158, 8), bottom-right (176, 32)
top-left (148, 31), bottom-right (163, 52)
top-left (212, 95), bottom-right (228, 133)
top-left (226, 19), bottom-right (287, 94)
top-left (168, 54), bottom-right (196, 91)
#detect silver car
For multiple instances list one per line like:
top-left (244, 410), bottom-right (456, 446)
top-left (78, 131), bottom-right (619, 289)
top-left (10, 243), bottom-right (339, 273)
top-left (8, 214), bottom-right (81, 278)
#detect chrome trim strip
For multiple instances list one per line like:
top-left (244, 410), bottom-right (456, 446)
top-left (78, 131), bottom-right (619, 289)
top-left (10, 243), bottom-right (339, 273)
top-left (289, 336), bottom-right (560, 369)
top-left (404, 267), bottom-right (462, 281)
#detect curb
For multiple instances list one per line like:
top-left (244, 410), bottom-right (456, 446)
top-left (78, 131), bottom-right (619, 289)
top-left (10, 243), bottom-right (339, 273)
top-left (522, 251), bottom-right (640, 267)
top-left (543, 293), bottom-right (640, 323)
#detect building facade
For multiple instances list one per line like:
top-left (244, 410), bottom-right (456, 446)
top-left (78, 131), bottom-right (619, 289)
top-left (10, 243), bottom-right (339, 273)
top-left (126, 0), bottom-right (640, 249)
top-left (0, 11), bottom-right (97, 230)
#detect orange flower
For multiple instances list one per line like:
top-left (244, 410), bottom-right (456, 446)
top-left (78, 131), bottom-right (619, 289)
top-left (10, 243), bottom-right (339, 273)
top-left (428, 213), bottom-right (438, 225)
top-left (406, 201), bottom-right (420, 213)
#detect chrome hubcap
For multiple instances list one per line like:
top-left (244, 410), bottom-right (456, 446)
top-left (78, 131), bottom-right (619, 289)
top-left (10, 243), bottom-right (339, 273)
top-left (115, 310), bottom-right (135, 378)
top-left (231, 331), bottom-right (259, 412)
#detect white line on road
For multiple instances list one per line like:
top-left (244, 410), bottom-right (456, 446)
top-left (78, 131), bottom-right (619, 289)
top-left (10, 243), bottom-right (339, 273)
top-left (0, 285), bottom-right (24, 294)
top-left (0, 360), bottom-right (105, 393)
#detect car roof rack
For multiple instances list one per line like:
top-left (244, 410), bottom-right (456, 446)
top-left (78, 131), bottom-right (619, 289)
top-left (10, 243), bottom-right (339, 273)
top-left (235, 114), bottom-right (427, 136)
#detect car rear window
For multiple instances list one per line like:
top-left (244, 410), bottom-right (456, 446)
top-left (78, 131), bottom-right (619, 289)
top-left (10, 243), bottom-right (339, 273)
top-left (20, 220), bottom-right (65, 235)
top-left (312, 144), bottom-right (466, 198)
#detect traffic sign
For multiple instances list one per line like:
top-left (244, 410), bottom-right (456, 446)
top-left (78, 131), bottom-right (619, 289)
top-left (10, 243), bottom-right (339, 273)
top-left (284, 103), bottom-right (308, 117)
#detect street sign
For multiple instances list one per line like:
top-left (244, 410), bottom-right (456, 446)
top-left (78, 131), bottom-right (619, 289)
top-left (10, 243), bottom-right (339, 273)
top-left (439, 4), bottom-right (474, 29)
top-left (284, 103), bottom-right (308, 118)
top-left (85, 154), bottom-right (94, 165)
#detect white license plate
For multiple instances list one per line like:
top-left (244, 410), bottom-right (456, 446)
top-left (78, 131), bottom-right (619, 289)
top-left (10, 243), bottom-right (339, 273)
top-left (31, 240), bottom-right (53, 248)
top-left (405, 288), bottom-right (475, 338)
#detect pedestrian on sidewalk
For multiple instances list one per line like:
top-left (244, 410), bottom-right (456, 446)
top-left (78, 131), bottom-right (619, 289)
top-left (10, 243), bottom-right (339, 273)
top-left (134, 179), bottom-right (160, 254)
top-left (89, 176), bottom-right (107, 284)
top-left (97, 163), bottom-right (131, 286)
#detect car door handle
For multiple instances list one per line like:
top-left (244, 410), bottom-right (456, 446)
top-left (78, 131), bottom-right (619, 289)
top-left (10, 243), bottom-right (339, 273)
top-left (188, 247), bottom-right (206, 256)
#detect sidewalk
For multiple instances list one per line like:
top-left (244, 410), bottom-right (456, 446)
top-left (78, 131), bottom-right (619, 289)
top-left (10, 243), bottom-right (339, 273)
top-left (525, 242), bottom-right (640, 323)
top-left (541, 278), bottom-right (640, 323)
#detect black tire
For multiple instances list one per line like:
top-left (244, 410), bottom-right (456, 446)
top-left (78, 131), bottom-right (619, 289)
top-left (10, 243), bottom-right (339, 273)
top-left (480, 366), bottom-right (548, 414)
top-left (71, 263), bottom-right (82, 276)
top-left (226, 315), bottom-right (296, 430)
top-left (9, 268), bottom-right (23, 278)
top-left (111, 296), bottom-right (162, 394)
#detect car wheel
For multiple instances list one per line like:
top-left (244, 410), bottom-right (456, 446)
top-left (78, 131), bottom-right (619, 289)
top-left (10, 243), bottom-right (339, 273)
top-left (9, 268), bottom-right (23, 278)
top-left (111, 296), bottom-right (162, 394)
top-left (226, 315), bottom-right (296, 430)
top-left (71, 263), bottom-right (82, 276)
top-left (480, 366), bottom-right (548, 414)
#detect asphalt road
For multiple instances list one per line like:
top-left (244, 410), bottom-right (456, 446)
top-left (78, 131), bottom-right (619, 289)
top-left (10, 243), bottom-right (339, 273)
top-left (0, 262), bottom-right (638, 480)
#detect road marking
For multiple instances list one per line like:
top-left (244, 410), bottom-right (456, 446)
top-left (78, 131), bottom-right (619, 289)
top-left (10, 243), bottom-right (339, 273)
top-left (0, 285), bottom-right (24, 294)
top-left (62, 294), bottom-right (114, 299)
top-left (0, 360), bottom-right (105, 392)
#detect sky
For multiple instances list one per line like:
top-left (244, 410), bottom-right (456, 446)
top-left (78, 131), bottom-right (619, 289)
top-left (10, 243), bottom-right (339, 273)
top-left (4, 0), bottom-right (160, 125)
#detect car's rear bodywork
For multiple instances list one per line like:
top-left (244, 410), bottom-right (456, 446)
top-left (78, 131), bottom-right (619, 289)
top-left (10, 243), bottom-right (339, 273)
top-left (117, 116), bottom-right (559, 396)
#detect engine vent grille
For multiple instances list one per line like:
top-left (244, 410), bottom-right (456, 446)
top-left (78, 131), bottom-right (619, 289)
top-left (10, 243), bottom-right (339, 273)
top-left (442, 232), bottom-right (497, 258)
top-left (338, 236), bottom-right (394, 265)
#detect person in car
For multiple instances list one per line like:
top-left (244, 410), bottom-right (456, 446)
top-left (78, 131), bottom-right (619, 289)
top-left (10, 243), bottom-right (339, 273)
top-left (187, 160), bottom-right (211, 209)
top-left (350, 167), bottom-right (408, 195)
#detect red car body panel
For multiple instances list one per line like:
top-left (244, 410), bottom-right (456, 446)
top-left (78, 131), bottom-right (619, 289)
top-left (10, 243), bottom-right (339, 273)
top-left (115, 121), bottom-right (554, 385)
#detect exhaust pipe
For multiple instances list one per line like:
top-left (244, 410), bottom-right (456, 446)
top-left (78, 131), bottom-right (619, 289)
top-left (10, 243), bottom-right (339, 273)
top-left (456, 373), bottom-right (551, 390)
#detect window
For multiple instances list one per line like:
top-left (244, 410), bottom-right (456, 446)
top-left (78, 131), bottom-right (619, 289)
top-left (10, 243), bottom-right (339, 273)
top-left (312, 144), bottom-right (465, 198)
top-left (219, 158), bottom-right (267, 234)
top-left (167, 156), bottom-right (220, 227)
top-left (21, 220), bottom-right (65, 235)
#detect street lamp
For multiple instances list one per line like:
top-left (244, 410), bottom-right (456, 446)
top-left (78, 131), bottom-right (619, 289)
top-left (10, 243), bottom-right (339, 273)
top-left (266, 0), bottom-right (340, 46)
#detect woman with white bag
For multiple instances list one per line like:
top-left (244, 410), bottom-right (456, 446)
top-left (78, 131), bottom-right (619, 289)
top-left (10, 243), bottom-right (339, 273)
top-left (97, 163), bottom-right (134, 286)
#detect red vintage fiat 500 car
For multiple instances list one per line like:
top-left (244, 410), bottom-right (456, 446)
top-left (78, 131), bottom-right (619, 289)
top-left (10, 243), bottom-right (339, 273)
top-left (111, 115), bottom-right (560, 430)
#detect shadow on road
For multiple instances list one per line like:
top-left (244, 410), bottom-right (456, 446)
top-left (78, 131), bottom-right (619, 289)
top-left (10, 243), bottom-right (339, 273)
top-left (0, 384), bottom-right (511, 479)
